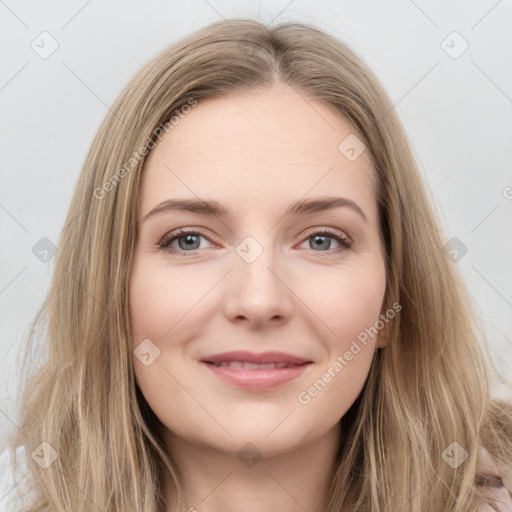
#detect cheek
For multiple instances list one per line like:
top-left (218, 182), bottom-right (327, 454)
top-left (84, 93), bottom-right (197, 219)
top-left (129, 259), bottom-right (222, 408)
top-left (129, 262), bottom-right (198, 422)
top-left (294, 261), bottom-right (386, 417)
top-left (129, 261), bottom-right (205, 345)
top-left (306, 258), bottom-right (387, 347)
top-left (477, 488), bottom-right (512, 511)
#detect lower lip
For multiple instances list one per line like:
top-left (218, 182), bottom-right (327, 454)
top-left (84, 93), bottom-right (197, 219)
top-left (202, 362), bottom-right (311, 389)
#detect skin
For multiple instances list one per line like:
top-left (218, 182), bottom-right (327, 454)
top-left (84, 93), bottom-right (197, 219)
top-left (476, 448), bottom-right (512, 512)
top-left (129, 83), bottom-right (390, 512)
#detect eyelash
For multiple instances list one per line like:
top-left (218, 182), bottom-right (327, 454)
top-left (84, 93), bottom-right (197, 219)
top-left (475, 474), bottom-right (505, 488)
top-left (158, 227), bottom-right (352, 256)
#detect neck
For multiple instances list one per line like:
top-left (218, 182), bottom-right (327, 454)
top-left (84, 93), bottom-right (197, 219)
top-left (161, 424), bottom-right (341, 512)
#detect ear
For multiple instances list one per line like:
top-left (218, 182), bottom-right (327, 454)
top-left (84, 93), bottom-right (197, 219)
top-left (376, 322), bottom-right (392, 349)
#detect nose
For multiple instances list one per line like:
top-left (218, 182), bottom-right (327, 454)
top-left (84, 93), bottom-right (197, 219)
top-left (222, 241), bottom-right (293, 328)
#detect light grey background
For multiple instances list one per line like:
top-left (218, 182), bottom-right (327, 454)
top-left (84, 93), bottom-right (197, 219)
top-left (1, 0), bottom-right (511, 448)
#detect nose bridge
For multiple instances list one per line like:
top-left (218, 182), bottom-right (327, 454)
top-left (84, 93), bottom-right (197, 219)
top-left (223, 231), bottom-right (292, 324)
top-left (235, 232), bottom-right (280, 295)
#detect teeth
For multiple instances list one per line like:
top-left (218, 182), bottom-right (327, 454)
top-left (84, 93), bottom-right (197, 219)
top-left (259, 363), bottom-right (278, 369)
top-left (212, 361), bottom-right (291, 369)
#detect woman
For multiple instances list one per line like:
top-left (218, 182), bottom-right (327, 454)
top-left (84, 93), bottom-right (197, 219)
top-left (3, 18), bottom-right (511, 512)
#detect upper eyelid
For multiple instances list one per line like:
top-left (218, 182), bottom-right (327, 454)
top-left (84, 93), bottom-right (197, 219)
top-left (162, 226), bottom-right (351, 240)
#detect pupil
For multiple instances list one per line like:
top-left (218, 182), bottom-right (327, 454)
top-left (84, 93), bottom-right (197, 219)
top-left (180, 234), bottom-right (199, 250)
top-left (312, 235), bottom-right (330, 250)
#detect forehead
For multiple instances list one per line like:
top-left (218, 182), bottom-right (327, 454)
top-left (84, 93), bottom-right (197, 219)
top-left (139, 84), bottom-right (377, 220)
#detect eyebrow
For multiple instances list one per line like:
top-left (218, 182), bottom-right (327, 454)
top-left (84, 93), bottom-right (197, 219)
top-left (474, 473), bottom-right (504, 487)
top-left (144, 196), bottom-right (367, 223)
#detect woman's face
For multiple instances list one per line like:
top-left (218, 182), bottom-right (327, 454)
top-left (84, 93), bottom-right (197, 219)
top-left (129, 83), bottom-right (389, 457)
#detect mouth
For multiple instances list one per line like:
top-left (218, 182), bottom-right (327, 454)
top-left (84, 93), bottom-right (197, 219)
top-left (204, 361), bottom-right (308, 370)
top-left (200, 351), bottom-right (313, 389)
top-left (201, 350), bottom-right (312, 366)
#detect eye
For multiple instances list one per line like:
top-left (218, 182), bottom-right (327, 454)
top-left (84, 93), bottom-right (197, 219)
top-left (158, 227), bottom-right (352, 256)
top-left (158, 228), bottom-right (215, 255)
top-left (297, 228), bottom-right (352, 253)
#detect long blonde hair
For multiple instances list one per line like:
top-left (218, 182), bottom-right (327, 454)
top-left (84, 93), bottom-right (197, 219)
top-left (6, 18), bottom-right (511, 512)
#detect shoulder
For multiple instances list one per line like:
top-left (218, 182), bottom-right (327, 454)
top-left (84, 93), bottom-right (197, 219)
top-left (0, 444), bottom-right (31, 511)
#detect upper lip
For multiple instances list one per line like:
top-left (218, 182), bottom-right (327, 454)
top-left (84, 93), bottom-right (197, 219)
top-left (201, 351), bottom-right (312, 365)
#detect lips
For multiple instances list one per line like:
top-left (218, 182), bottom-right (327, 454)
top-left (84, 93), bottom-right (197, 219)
top-left (200, 351), bottom-right (313, 389)
top-left (201, 350), bottom-right (312, 367)
top-left (201, 350), bottom-right (312, 390)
